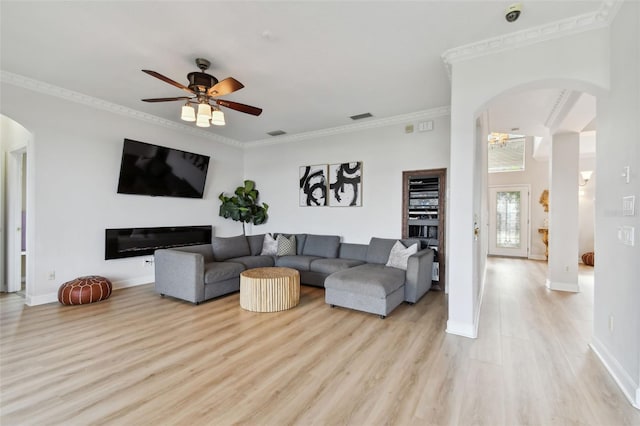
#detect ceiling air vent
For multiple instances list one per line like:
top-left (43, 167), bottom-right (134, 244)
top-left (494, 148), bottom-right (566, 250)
top-left (266, 130), bottom-right (287, 136)
top-left (350, 112), bottom-right (373, 120)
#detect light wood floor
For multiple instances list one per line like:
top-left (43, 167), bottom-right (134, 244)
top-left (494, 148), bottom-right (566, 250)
top-left (1, 258), bottom-right (639, 425)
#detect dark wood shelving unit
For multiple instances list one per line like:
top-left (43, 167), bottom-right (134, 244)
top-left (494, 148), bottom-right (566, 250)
top-left (402, 168), bottom-right (446, 289)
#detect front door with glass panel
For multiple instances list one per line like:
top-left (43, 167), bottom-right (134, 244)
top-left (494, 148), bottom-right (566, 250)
top-left (489, 185), bottom-right (529, 257)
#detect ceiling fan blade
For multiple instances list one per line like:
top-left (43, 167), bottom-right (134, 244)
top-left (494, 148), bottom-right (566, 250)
top-left (216, 99), bottom-right (262, 116)
top-left (207, 77), bottom-right (244, 97)
top-left (142, 70), bottom-right (194, 95)
top-left (141, 96), bottom-right (193, 103)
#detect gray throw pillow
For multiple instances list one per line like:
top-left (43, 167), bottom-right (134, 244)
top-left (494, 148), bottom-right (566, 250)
top-left (260, 233), bottom-right (278, 256)
top-left (385, 240), bottom-right (418, 270)
top-left (276, 234), bottom-right (296, 256)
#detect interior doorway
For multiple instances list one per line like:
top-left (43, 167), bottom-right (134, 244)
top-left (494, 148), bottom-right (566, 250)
top-left (6, 148), bottom-right (27, 293)
top-left (488, 185), bottom-right (530, 257)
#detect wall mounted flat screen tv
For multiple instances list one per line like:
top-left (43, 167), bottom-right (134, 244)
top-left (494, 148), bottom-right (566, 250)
top-left (117, 139), bottom-right (210, 198)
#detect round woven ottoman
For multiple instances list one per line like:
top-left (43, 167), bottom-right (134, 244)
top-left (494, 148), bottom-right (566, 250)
top-left (582, 252), bottom-right (595, 266)
top-left (58, 275), bottom-right (112, 305)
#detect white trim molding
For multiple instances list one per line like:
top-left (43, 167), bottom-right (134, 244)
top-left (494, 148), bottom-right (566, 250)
top-left (441, 0), bottom-right (622, 74)
top-left (446, 319), bottom-right (478, 339)
top-left (25, 292), bottom-right (58, 306)
top-left (545, 278), bottom-right (580, 293)
top-left (245, 106), bottom-right (451, 148)
top-left (0, 70), bottom-right (241, 148)
top-left (528, 254), bottom-right (547, 261)
top-left (590, 337), bottom-right (640, 409)
top-left (544, 89), bottom-right (573, 128)
top-left (112, 275), bottom-right (154, 289)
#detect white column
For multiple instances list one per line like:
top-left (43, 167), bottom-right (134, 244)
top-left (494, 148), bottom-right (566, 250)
top-left (547, 132), bottom-right (580, 292)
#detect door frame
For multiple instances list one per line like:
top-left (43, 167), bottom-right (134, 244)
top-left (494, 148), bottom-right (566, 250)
top-left (488, 184), bottom-right (531, 258)
top-left (7, 147), bottom-right (26, 292)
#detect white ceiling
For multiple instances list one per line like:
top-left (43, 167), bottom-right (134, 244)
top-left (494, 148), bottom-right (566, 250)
top-left (0, 1), bottom-right (603, 144)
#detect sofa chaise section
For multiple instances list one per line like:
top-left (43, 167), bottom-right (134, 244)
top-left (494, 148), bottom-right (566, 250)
top-left (324, 237), bottom-right (434, 317)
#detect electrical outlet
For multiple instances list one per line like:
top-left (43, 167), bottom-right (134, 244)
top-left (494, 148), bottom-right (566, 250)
top-left (48, 271), bottom-right (56, 280)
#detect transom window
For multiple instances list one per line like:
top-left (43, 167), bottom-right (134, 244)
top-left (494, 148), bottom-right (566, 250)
top-left (488, 134), bottom-right (526, 173)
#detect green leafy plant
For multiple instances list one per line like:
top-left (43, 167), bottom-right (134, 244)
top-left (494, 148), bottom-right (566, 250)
top-left (218, 180), bottom-right (269, 234)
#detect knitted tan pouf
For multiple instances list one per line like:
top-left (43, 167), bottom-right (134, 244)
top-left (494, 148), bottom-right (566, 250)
top-left (58, 275), bottom-right (112, 305)
top-left (581, 252), bottom-right (595, 266)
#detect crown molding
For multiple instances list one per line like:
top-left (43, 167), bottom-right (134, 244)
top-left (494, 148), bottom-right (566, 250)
top-left (244, 106), bottom-right (451, 148)
top-left (441, 0), bottom-right (622, 75)
top-left (544, 89), bottom-right (573, 129)
top-left (0, 70), bottom-right (242, 148)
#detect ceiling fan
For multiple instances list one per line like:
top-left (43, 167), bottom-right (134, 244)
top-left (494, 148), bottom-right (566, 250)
top-left (141, 58), bottom-right (262, 127)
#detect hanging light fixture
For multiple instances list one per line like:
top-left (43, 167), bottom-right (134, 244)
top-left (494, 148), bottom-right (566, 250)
top-left (197, 103), bottom-right (211, 120)
top-left (196, 115), bottom-right (210, 127)
top-left (211, 107), bottom-right (226, 126)
top-left (195, 103), bottom-right (211, 127)
top-left (488, 132), bottom-right (510, 147)
top-left (180, 103), bottom-right (196, 122)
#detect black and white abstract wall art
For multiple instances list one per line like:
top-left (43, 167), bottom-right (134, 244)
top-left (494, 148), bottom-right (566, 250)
top-left (299, 164), bottom-right (328, 206)
top-left (329, 162), bottom-right (362, 207)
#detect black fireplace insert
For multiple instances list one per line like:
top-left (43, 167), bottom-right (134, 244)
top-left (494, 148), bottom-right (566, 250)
top-left (105, 225), bottom-right (212, 260)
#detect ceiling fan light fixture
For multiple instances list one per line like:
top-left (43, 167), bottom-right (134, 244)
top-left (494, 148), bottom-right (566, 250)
top-left (197, 103), bottom-right (212, 120)
top-left (211, 108), bottom-right (226, 126)
top-left (141, 59), bottom-right (262, 129)
top-left (181, 104), bottom-right (196, 122)
top-left (196, 115), bottom-right (210, 128)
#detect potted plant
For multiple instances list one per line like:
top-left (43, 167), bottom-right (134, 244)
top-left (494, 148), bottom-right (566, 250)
top-left (218, 180), bottom-right (269, 235)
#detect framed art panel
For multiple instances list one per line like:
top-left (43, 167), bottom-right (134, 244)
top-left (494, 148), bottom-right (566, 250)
top-left (329, 162), bottom-right (362, 207)
top-left (299, 164), bottom-right (328, 206)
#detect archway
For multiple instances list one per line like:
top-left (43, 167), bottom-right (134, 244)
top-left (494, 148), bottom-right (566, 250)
top-left (445, 28), bottom-right (608, 338)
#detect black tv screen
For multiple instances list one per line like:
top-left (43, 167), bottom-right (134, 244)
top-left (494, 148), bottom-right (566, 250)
top-left (116, 139), bottom-right (210, 198)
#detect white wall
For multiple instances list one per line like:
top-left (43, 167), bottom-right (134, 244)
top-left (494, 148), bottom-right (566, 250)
top-left (592, 1), bottom-right (640, 408)
top-left (0, 83), bottom-right (245, 304)
top-left (244, 115), bottom-right (450, 244)
top-left (448, 28), bottom-right (609, 338)
top-left (488, 136), bottom-right (549, 260)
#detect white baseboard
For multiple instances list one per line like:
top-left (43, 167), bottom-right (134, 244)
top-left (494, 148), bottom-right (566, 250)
top-left (545, 278), bottom-right (580, 292)
top-left (24, 275), bottom-right (154, 306)
top-left (112, 274), bottom-right (154, 289)
top-left (590, 336), bottom-right (640, 410)
top-left (528, 254), bottom-right (547, 261)
top-left (446, 319), bottom-right (478, 338)
top-left (446, 260), bottom-right (486, 340)
top-left (26, 292), bottom-right (58, 306)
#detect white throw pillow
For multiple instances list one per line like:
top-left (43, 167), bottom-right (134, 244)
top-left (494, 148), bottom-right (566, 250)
top-left (260, 233), bottom-right (278, 256)
top-left (276, 234), bottom-right (297, 256)
top-left (385, 240), bottom-right (418, 270)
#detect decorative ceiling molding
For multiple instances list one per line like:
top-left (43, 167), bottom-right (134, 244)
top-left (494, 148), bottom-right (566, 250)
top-left (441, 0), bottom-right (622, 75)
top-left (244, 106), bottom-right (451, 148)
top-left (0, 70), bottom-right (242, 148)
top-left (544, 89), bottom-right (574, 129)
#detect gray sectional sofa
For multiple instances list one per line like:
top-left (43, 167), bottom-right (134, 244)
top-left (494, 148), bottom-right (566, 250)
top-left (154, 233), bottom-right (434, 318)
